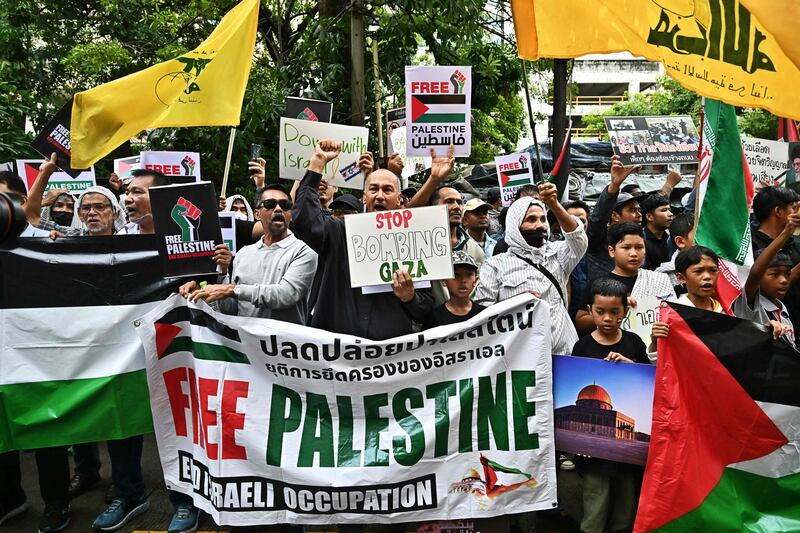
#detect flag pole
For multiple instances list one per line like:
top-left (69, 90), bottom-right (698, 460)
top-left (220, 127), bottom-right (237, 197)
top-left (521, 60), bottom-right (546, 182)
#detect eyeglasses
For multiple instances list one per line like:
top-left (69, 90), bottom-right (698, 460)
top-left (78, 203), bottom-right (113, 214)
top-left (258, 199), bottom-right (292, 210)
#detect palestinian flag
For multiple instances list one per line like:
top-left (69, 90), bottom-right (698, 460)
top-left (410, 94), bottom-right (466, 124)
top-left (500, 162), bottom-right (532, 188)
top-left (480, 454), bottom-right (532, 491)
top-left (154, 305), bottom-right (249, 365)
top-left (0, 237), bottom-right (207, 452)
top-left (634, 303), bottom-right (800, 532)
top-left (694, 99), bottom-right (755, 313)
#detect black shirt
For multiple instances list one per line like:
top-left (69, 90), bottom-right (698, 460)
top-left (424, 302), bottom-right (486, 329)
top-left (644, 226), bottom-right (670, 270)
top-left (571, 330), bottom-right (649, 364)
top-left (291, 170), bottom-right (433, 340)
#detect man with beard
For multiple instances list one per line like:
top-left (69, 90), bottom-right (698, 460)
top-left (475, 183), bottom-right (588, 355)
top-left (428, 186), bottom-right (486, 305)
top-left (179, 185), bottom-right (318, 324)
top-left (292, 140), bottom-right (454, 339)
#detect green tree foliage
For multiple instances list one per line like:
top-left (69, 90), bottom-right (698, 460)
top-left (1, 0), bottom-right (526, 193)
top-left (737, 108), bottom-right (778, 140)
top-left (582, 77), bottom-right (702, 139)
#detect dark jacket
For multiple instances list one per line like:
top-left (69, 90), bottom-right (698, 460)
top-left (586, 185), bottom-right (617, 280)
top-left (291, 170), bottom-right (433, 340)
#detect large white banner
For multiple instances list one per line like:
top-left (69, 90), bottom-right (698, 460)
top-left (137, 294), bottom-right (556, 525)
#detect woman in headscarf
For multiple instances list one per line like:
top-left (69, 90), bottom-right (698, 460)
top-left (474, 182), bottom-right (588, 354)
top-left (224, 194), bottom-right (254, 221)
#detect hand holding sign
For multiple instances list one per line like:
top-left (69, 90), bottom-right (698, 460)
top-left (610, 155), bottom-right (640, 193)
top-left (391, 269), bottom-right (416, 303)
top-left (309, 139), bottom-right (342, 174)
top-left (249, 158), bottom-right (266, 189)
top-left (358, 151), bottom-right (374, 175)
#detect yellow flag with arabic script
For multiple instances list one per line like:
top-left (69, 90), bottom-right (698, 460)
top-left (71, 0), bottom-right (259, 168)
top-left (511, 0), bottom-right (800, 120)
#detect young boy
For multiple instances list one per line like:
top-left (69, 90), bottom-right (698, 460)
top-left (570, 278), bottom-right (647, 533)
top-left (572, 278), bottom-right (649, 364)
top-left (655, 212), bottom-right (694, 294)
top-left (733, 210), bottom-right (799, 346)
top-left (576, 222), bottom-right (675, 333)
top-left (424, 251), bottom-right (486, 328)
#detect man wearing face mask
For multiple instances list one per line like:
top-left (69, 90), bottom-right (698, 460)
top-left (47, 192), bottom-right (76, 227)
top-left (475, 182), bottom-right (588, 355)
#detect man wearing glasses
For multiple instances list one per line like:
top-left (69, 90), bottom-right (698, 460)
top-left (180, 184), bottom-right (318, 325)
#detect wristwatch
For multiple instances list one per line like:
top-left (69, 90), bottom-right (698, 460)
top-left (233, 286), bottom-right (241, 297)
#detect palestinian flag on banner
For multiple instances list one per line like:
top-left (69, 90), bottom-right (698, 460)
top-left (410, 94), bottom-right (467, 124)
top-left (634, 303), bottom-right (800, 532)
top-left (154, 306), bottom-right (249, 365)
top-left (480, 455), bottom-right (532, 492)
top-left (0, 237), bottom-right (203, 452)
top-left (694, 99), bottom-right (755, 313)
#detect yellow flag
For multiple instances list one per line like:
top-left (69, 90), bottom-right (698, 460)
top-left (71, 0), bottom-right (259, 168)
top-left (511, 0), bottom-right (800, 120)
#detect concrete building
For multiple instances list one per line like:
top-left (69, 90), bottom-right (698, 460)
top-left (519, 53), bottom-right (664, 148)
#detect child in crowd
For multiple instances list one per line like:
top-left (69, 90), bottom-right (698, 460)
top-left (576, 222), bottom-right (675, 334)
top-left (572, 278), bottom-right (649, 364)
top-left (424, 251), bottom-right (486, 328)
top-left (570, 278), bottom-right (646, 533)
top-left (655, 212), bottom-right (694, 294)
top-left (733, 211), bottom-right (799, 346)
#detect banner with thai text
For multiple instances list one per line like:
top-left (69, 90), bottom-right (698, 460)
top-left (137, 294), bottom-right (557, 525)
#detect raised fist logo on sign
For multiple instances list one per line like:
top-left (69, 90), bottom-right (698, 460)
top-left (171, 197), bottom-right (202, 242)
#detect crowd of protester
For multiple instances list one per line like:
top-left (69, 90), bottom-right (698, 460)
top-left (0, 138), bottom-right (798, 533)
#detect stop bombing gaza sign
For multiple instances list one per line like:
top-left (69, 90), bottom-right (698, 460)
top-left (405, 66), bottom-right (472, 157)
top-left (344, 205), bottom-right (453, 288)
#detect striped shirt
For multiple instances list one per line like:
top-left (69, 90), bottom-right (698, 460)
top-left (474, 198), bottom-right (588, 355)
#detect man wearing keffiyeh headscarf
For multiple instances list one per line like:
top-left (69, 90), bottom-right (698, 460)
top-left (475, 182), bottom-right (588, 354)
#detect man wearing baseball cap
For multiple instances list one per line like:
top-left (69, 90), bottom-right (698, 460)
top-left (463, 198), bottom-right (497, 256)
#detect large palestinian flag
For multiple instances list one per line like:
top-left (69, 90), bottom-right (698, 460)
top-left (0, 236), bottom-right (207, 452)
top-left (634, 303), bottom-right (800, 532)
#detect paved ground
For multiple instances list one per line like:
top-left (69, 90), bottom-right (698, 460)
top-left (3, 434), bottom-right (585, 533)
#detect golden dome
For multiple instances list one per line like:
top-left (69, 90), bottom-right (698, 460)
top-left (577, 384), bottom-right (612, 407)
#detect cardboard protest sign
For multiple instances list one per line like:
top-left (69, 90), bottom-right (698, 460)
top-left (30, 98), bottom-right (87, 178)
top-left (149, 182), bottom-right (222, 277)
top-left (741, 137), bottom-right (790, 185)
top-left (138, 293), bottom-right (557, 525)
top-left (283, 96), bottom-right (333, 123)
top-left (279, 117), bottom-right (369, 189)
top-left (495, 153), bottom-right (535, 207)
top-left (386, 107), bottom-right (406, 154)
top-left (553, 355), bottom-right (656, 466)
top-left (390, 127), bottom-right (431, 181)
top-left (405, 66), bottom-right (472, 157)
top-left (16, 160), bottom-right (96, 195)
top-left (621, 295), bottom-right (667, 348)
top-left (114, 156), bottom-right (141, 180)
top-left (218, 212), bottom-right (237, 254)
top-left (140, 151), bottom-right (201, 184)
top-left (344, 205), bottom-right (452, 288)
top-left (605, 116), bottom-right (699, 166)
